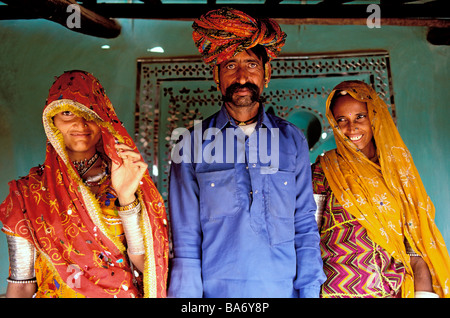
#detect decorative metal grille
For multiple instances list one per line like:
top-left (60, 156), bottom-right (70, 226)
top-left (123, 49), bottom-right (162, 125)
top-left (135, 51), bottom-right (395, 205)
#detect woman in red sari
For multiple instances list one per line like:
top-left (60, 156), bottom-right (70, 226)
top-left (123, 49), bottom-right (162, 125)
top-left (0, 70), bottom-right (168, 298)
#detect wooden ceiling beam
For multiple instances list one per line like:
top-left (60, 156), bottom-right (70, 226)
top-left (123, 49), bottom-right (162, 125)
top-left (277, 18), bottom-right (449, 28)
top-left (37, 3), bottom-right (448, 20)
top-left (0, 2), bottom-right (448, 39)
top-left (264, 0), bottom-right (283, 5)
top-left (137, 0), bottom-right (163, 4)
top-left (1, 0), bottom-right (121, 38)
top-left (1, 3), bottom-right (448, 20)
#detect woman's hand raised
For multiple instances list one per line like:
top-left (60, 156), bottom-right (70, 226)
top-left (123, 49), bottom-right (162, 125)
top-left (111, 143), bottom-right (148, 206)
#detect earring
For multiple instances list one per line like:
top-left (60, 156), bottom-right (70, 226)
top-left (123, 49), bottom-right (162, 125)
top-left (214, 66), bottom-right (220, 91)
top-left (264, 64), bottom-right (270, 88)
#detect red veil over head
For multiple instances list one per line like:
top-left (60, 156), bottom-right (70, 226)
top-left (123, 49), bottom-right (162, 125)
top-left (0, 70), bottom-right (168, 298)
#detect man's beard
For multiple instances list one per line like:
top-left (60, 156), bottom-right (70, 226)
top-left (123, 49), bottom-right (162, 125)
top-left (222, 82), bottom-right (261, 107)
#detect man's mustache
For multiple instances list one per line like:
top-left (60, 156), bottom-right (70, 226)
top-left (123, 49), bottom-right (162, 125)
top-left (222, 82), bottom-right (261, 103)
top-left (225, 82), bottom-right (259, 96)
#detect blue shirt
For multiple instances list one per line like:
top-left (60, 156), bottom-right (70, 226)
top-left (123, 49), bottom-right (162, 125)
top-left (168, 105), bottom-right (325, 298)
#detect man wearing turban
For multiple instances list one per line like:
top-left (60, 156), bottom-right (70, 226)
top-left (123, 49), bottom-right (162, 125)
top-left (168, 7), bottom-right (326, 298)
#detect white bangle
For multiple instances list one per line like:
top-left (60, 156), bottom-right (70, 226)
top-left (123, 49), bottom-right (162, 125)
top-left (415, 291), bottom-right (439, 298)
top-left (6, 235), bottom-right (36, 280)
top-left (408, 252), bottom-right (421, 257)
top-left (313, 194), bottom-right (326, 229)
top-left (117, 200), bottom-right (145, 255)
top-left (7, 278), bottom-right (37, 284)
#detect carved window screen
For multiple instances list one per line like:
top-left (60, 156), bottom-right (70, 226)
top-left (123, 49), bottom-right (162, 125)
top-left (135, 51), bottom-right (395, 205)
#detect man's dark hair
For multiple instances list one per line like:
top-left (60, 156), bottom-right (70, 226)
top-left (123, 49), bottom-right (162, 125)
top-left (249, 45), bottom-right (269, 65)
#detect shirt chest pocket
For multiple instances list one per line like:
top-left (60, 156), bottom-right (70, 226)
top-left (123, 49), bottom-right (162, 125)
top-left (267, 170), bottom-right (296, 218)
top-left (265, 170), bottom-right (296, 245)
top-left (197, 169), bottom-right (239, 221)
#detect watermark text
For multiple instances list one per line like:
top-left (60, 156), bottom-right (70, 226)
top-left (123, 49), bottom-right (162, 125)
top-left (67, 4), bottom-right (81, 29)
top-left (170, 120), bottom-right (279, 174)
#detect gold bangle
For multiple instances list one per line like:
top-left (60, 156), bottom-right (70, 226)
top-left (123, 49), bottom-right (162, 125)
top-left (115, 197), bottom-right (139, 212)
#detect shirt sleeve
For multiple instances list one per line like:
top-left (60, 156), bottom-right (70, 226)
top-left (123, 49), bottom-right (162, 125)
top-left (167, 159), bottom-right (203, 298)
top-left (291, 128), bottom-right (326, 298)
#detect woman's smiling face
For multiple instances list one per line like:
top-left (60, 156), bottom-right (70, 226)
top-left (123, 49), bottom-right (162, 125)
top-left (53, 110), bottom-right (102, 161)
top-left (331, 94), bottom-right (376, 159)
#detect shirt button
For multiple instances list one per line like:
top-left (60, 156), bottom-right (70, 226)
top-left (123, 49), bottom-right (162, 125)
top-left (210, 183), bottom-right (215, 187)
top-left (254, 190), bottom-right (258, 194)
top-left (252, 164), bottom-right (256, 168)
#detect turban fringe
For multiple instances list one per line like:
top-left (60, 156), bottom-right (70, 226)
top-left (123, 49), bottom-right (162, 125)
top-left (192, 7), bottom-right (286, 66)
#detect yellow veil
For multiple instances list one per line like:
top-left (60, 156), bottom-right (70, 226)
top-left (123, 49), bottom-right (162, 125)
top-left (319, 80), bottom-right (450, 298)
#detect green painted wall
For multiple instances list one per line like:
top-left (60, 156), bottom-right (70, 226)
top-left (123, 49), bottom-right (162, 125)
top-left (0, 18), bottom-right (448, 295)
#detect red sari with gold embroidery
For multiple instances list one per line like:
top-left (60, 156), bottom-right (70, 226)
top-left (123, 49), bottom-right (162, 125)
top-left (0, 71), bottom-right (169, 298)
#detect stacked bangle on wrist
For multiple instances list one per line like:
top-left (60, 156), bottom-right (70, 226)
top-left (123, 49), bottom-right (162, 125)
top-left (116, 197), bottom-right (140, 212)
top-left (116, 197), bottom-right (145, 255)
top-left (6, 235), bottom-right (37, 284)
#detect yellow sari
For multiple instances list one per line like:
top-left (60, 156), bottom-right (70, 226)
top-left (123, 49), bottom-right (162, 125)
top-left (320, 80), bottom-right (450, 298)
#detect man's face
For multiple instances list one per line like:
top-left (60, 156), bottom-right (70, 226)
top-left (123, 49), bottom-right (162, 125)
top-left (218, 49), bottom-right (270, 108)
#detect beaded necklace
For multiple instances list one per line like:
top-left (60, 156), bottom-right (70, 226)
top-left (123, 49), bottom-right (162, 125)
top-left (72, 153), bottom-right (100, 176)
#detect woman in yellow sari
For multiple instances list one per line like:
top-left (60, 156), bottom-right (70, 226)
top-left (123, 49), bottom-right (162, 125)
top-left (312, 80), bottom-right (450, 298)
top-left (0, 70), bottom-right (168, 298)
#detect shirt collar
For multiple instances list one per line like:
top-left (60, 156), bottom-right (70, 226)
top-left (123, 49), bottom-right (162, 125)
top-left (215, 103), bottom-right (277, 132)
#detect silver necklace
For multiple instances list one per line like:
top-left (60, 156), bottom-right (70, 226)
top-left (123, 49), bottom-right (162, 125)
top-left (72, 153), bottom-right (99, 176)
top-left (84, 161), bottom-right (109, 187)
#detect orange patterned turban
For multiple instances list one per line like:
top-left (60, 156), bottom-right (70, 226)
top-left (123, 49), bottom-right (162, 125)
top-left (192, 7), bottom-right (286, 66)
